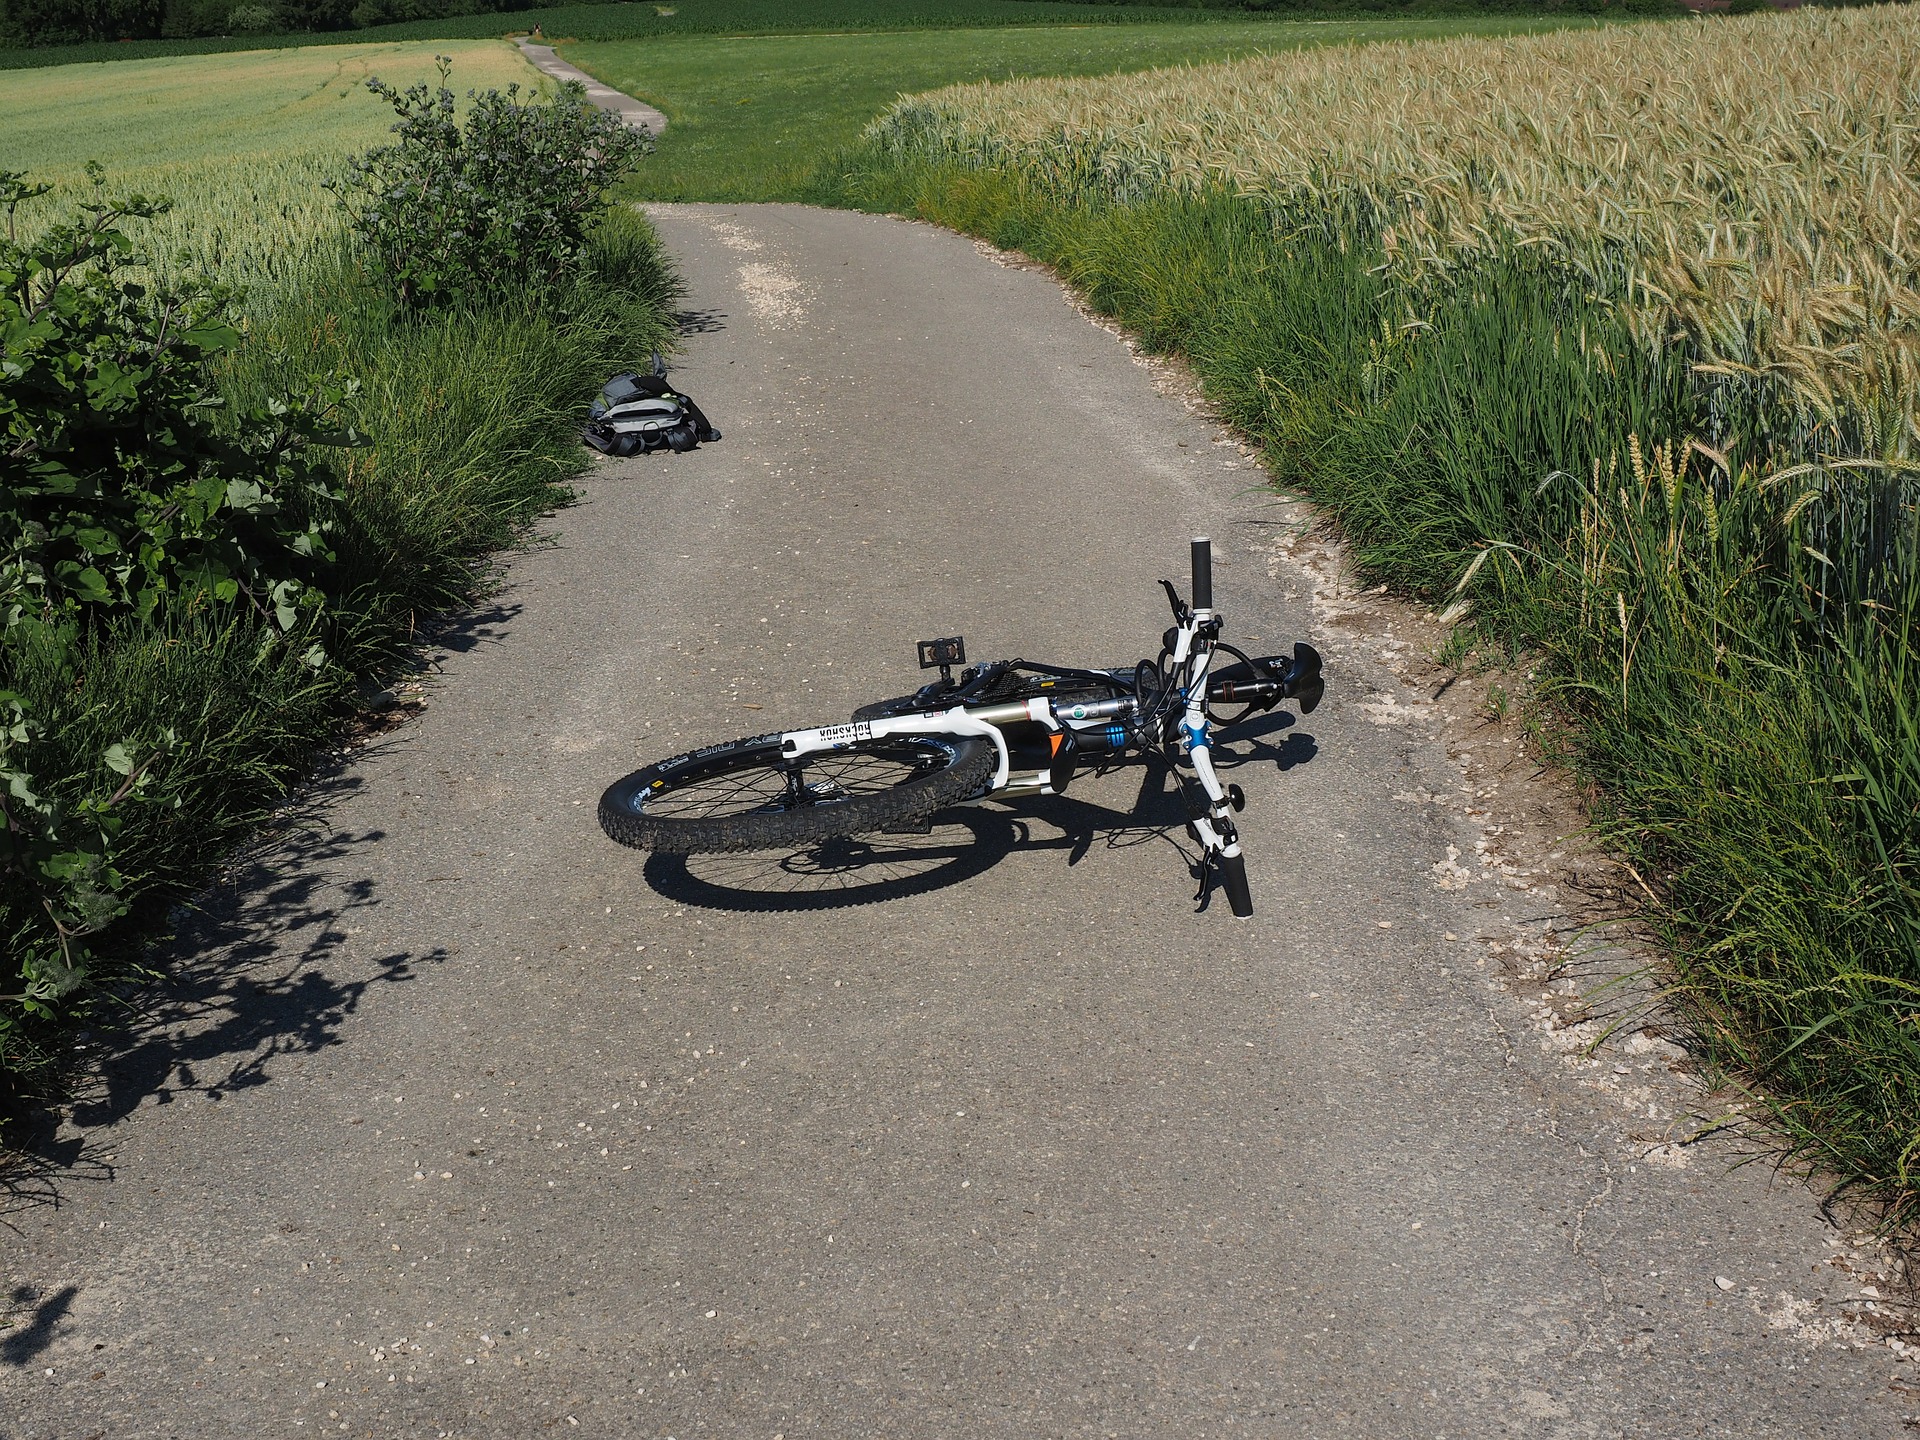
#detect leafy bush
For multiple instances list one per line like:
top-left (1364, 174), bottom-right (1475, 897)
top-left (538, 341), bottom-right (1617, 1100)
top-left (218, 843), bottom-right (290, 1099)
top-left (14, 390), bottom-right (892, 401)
top-left (1, 169), bottom-right (345, 645)
top-left (347, 0), bottom-right (534, 27)
top-left (272, 0), bottom-right (354, 25)
top-left (225, 3), bottom-right (278, 28)
top-left (0, 168), bottom-right (346, 1034)
top-left (330, 59), bottom-right (651, 311)
top-left (1, 192), bottom-right (680, 1104)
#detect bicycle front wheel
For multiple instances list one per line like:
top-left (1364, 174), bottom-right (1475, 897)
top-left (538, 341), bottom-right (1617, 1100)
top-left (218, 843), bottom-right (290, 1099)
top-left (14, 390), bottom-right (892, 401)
top-left (599, 731), bottom-right (996, 854)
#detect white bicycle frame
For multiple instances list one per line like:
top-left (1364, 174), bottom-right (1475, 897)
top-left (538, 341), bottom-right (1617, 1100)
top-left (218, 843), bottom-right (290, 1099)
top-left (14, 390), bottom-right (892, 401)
top-left (776, 536), bottom-right (1247, 897)
top-left (1164, 598), bottom-right (1244, 869)
top-left (780, 696), bottom-right (1049, 793)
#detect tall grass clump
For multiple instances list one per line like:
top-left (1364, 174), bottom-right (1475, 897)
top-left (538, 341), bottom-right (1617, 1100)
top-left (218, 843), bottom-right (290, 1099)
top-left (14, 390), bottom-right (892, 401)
top-left (1, 58), bottom-right (679, 1112)
top-left (831, 4), bottom-right (1920, 1215)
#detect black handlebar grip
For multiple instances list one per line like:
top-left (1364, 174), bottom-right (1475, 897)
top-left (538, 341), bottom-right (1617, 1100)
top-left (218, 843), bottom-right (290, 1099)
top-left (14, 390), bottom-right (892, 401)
top-left (1220, 851), bottom-right (1253, 918)
top-left (1190, 536), bottom-right (1213, 611)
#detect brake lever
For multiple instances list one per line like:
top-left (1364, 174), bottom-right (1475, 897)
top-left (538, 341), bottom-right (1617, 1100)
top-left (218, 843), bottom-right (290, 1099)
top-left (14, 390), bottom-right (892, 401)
top-left (1192, 861), bottom-right (1214, 911)
top-left (1158, 579), bottom-right (1190, 624)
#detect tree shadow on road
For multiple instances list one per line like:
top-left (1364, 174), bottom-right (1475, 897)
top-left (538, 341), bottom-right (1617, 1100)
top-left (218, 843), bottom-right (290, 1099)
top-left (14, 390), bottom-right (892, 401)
top-left (674, 307), bottom-right (728, 336)
top-left (2, 762), bottom-right (445, 1222)
top-left (0, 1283), bottom-right (77, 1368)
top-left (643, 725), bottom-right (1318, 913)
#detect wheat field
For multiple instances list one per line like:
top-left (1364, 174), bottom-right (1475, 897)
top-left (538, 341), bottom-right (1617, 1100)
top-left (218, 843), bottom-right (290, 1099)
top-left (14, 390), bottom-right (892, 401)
top-left (0, 40), bottom-right (546, 296)
top-left (871, 6), bottom-right (1920, 460)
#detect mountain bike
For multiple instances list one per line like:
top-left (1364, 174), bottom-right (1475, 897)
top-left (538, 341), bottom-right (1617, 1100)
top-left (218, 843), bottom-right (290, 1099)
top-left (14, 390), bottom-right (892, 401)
top-left (598, 538), bottom-right (1324, 918)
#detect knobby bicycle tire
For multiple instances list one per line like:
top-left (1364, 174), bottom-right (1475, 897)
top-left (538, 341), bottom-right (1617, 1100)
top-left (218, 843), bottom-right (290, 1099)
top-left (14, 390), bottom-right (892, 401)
top-left (599, 731), bottom-right (996, 855)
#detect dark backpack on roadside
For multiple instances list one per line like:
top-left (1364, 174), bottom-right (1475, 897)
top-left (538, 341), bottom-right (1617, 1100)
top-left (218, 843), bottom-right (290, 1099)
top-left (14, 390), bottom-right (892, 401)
top-left (583, 354), bottom-right (721, 457)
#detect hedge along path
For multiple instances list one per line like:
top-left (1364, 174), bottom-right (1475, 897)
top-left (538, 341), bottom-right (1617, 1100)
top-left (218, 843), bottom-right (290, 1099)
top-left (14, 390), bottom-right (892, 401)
top-left (516, 37), bottom-right (668, 137)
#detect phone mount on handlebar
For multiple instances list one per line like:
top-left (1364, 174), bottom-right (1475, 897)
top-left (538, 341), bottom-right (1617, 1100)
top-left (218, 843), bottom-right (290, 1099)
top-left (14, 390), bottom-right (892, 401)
top-left (917, 636), bottom-right (967, 686)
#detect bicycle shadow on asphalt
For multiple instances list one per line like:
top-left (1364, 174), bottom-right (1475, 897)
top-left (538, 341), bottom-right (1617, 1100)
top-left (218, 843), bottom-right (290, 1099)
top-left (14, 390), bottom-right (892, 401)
top-left (641, 721), bottom-right (1318, 914)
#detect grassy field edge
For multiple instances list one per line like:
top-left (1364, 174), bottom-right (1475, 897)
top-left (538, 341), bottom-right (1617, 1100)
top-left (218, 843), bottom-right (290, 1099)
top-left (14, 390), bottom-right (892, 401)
top-left (569, 13), bottom-right (1627, 204)
top-left (808, 155), bottom-right (1920, 1222)
top-left (1, 208), bottom-right (682, 1118)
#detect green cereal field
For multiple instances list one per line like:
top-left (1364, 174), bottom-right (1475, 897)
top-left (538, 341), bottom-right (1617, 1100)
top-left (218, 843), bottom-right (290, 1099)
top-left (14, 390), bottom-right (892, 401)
top-left (1, 40), bottom-right (542, 291)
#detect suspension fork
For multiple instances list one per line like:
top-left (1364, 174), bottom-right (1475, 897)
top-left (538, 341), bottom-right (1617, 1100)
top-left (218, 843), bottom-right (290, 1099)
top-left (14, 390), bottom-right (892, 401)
top-left (1171, 537), bottom-right (1253, 918)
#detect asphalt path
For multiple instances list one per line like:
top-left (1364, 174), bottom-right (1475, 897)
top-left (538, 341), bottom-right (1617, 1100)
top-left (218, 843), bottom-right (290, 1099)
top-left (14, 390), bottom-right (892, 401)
top-left (4, 203), bottom-right (1908, 1438)
top-left (516, 40), bottom-right (670, 137)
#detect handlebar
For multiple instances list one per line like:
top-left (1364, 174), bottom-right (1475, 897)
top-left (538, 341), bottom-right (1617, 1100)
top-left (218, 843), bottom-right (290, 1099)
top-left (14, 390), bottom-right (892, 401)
top-left (1190, 536), bottom-right (1212, 611)
top-left (1207, 643), bottom-right (1325, 717)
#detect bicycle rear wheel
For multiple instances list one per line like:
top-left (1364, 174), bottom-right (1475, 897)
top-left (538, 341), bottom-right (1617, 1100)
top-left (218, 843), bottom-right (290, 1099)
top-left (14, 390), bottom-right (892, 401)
top-left (599, 731), bottom-right (995, 854)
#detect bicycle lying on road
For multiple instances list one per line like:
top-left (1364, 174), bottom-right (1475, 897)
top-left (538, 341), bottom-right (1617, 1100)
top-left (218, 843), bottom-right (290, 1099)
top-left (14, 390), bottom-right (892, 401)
top-left (598, 538), bottom-right (1324, 917)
